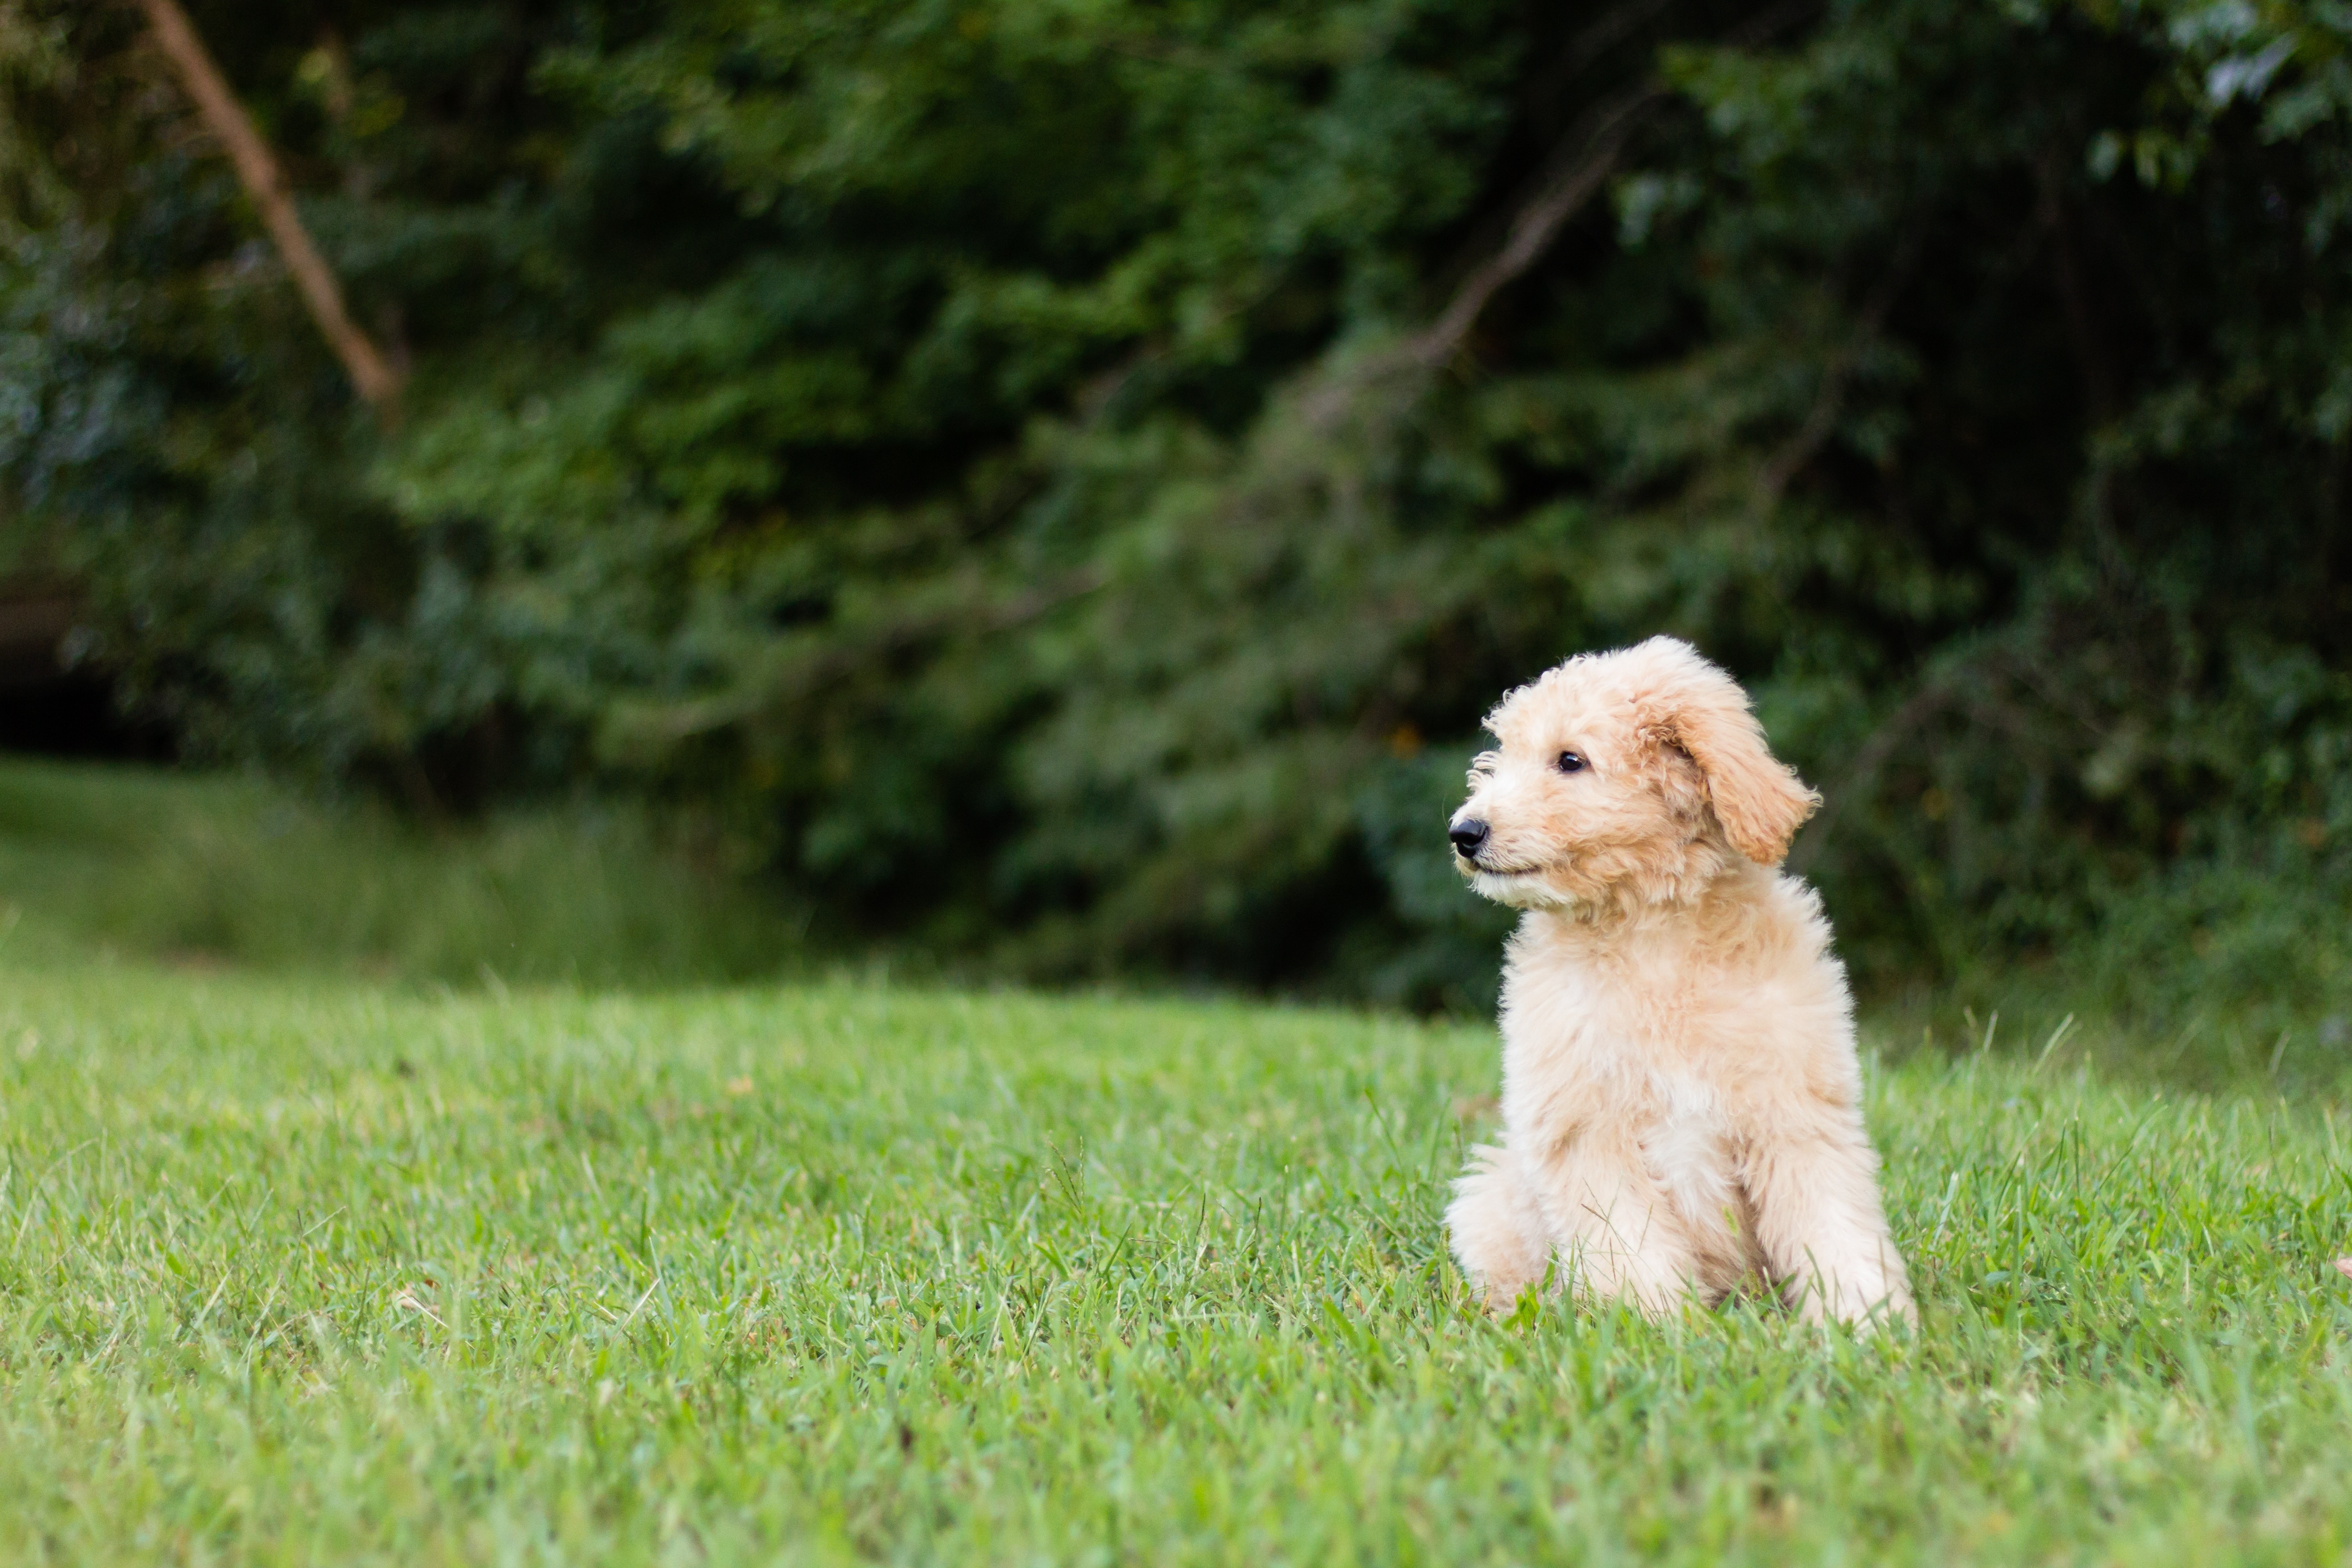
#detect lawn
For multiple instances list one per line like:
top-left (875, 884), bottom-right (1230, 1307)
top-left (1, 765), bottom-right (2350, 1564)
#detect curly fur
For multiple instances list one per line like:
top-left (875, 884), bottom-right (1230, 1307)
top-left (1444, 636), bottom-right (1913, 1329)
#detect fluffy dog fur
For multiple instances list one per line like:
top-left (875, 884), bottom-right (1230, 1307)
top-left (1444, 636), bottom-right (1913, 1328)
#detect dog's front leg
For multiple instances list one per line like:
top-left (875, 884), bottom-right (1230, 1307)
top-left (1744, 1125), bottom-right (1915, 1328)
top-left (1447, 1143), bottom-right (1553, 1310)
top-left (1525, 1137), bottom-right (1696, 1318)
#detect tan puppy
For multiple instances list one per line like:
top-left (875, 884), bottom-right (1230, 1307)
top-left (1444, 636), bottom-right (1913, 1328)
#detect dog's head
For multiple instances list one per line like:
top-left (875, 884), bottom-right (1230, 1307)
top-left (1448, 637), bottom-right (1820, 911)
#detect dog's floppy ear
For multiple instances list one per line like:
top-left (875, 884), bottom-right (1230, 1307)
top-left (1637, 638), bottom-right (1821, 866)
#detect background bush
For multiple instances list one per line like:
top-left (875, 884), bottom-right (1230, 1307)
top-left (3, 0), bottom-right (2349, 1032)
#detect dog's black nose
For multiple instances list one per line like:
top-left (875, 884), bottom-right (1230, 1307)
top-left (1450, 819), bottom-right (1489, 858)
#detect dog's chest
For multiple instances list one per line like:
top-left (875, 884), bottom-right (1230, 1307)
top-left (1632, 1068), bottom-right (1744, 1238)
top-left (1500, 953), bottom-right (1745, 1220)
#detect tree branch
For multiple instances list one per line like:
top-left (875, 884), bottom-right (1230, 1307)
top-left (137, 0), bottom-right (403, 425)
top-left (1408, 0), bottom-right (1822, 376)
top-left (1408, 83), bottom-right (1667, 371)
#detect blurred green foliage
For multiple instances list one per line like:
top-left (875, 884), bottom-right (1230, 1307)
top-left (3, 0), bottom-right (2349, 1026)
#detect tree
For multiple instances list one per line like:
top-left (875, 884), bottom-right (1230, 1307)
top-left (5, 0), bottom-right (2349, 1027)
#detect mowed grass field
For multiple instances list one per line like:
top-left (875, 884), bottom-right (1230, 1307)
top-left (0, 765), bottom-right (2350, 1564)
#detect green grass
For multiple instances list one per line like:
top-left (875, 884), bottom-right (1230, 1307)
top-left (0, 759), bottom-right (801, 987)
top-left (2, 763), bottom-right (2352, 1563)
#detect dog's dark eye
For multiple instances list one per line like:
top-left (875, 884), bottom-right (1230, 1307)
top-left (1557, 750), bottom-right (1586, 774)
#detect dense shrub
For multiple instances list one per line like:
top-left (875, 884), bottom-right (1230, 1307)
top-left (3, 0), bottom-right (2349, 1029)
